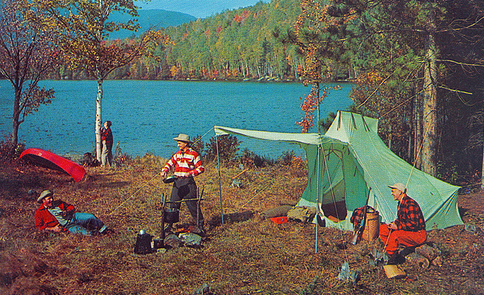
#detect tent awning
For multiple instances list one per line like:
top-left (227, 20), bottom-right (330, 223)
top-left (214, 126), bottom-right (341, 146)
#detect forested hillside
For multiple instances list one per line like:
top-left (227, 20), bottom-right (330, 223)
top-left (108, 0), bottom-right (307, 81)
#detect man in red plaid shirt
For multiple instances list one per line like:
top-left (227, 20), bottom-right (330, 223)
top-left (161, 134), bottom-right (205, 234)
top-left (379, 183), bottom-right (427, 264)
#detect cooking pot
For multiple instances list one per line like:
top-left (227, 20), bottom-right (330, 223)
top-left (164, 208), bottom-right (180, 223)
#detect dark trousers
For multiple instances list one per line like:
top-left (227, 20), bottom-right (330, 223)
top-left (170, 177), bottom-right (204, 227)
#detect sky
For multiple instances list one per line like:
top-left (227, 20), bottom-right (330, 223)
top-left (139, 0), bottom-right (270, 18)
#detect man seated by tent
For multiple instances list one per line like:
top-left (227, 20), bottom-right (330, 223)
top-left (35, 190), bottom-right (112, 236)
top-left (379, 183), bottom-right (427, 265)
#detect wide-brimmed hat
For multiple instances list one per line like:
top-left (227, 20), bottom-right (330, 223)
top-left (388, 183), bottom-right (406, 193)
top-left (173, 134), bottom-right (191, 143)
top-left (37, 190), bottom-right (53, 203)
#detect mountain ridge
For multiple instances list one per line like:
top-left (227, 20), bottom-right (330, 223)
top-left (108, 9), bottom-right (197, 39)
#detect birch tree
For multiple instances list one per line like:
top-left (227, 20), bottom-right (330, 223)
top-left (27, 0), bottom-right (169, 161)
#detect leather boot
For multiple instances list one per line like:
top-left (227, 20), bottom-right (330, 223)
top-left (387, 252), bottom-right (405, 265)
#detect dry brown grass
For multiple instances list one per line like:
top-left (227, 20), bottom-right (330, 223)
top-left (1, 154), bottom-right (484, 294)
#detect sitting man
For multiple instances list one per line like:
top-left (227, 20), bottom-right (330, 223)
top-left (35, 190), bottom-right (111, 236)
top-left (379, 183), bottom-right (427, 264)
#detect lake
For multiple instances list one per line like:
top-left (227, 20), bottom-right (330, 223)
top-left (0, 80), bottom-right (353, 159)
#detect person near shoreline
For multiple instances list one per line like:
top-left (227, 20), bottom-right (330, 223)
top-left (379, 183), bottom-right (427, 264)
top-left (100, 120), bottom-right (113, 167)
top-left (34, 190), bottom-right (111, 236)
top-left (160, 134), bottom-right (205, 234)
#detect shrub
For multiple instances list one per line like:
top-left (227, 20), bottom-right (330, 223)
top-left (278, 150), bottom-right (296, 166)
top-left (0, 134), bottom-right (25, 161)
top-left (204, 135), bottom-right (240, 163)
top-left (114, 141), bottom-right (132, 167)
top-left (240, 148), bottom-right (275, 168)
top-left (191, 135), bottom-right (205, 158)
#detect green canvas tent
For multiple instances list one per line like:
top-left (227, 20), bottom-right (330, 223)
top-left (214, 111), bottom-right (463, 231)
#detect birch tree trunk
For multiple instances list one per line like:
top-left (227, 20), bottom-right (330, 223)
top-left (95, 79), bottom-right (103, 161)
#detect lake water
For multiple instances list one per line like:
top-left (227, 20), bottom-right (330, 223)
top-left (0, 80), bottom-right (353, 159)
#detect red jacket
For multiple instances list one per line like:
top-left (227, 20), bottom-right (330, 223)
top-left (35, 200), bottom-right (75, 231)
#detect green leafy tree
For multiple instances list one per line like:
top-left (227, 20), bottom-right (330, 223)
top-left (292, 0), bottom-right (484, 177)
top-left (0, 0), bottom-right (59, 151)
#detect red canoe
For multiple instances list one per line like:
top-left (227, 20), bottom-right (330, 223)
top-left (19, 148), bottom-right (86, 182)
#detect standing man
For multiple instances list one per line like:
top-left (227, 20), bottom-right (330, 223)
top-left (35, 190), bottom-right (111, 236)
top-left (100, 120), bottom-right (113, 167)
top-left (161, 134), bottom-right (205, 234)
top-left (379, 183), bottom-right (427, 264)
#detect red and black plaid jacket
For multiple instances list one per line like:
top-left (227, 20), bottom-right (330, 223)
top-left (394, 195), bottom-right (426, 231)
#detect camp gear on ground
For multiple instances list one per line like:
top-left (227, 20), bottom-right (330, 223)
top-left (153, 238), bottom-right (163, 249)
top-left (350, 204), bottom-right (369, 244)
top-left (259, 205), bottom-right (293, 219)
top-left (383, 264), bottom-right (406, 279)
top-left (214, 111), bottom-right (462, 231)
top-left (164, 234), bottom-right (182, 249)
top-left (179, 232), bottom-right (202, 247)
top-left (134, 231), bottom-right (153, 254)
top-left (270, 216), bottom-right (288, 224)
top-left (287, 206), bottom-right (316, 223)
top-left (361, 208), bottom-right (380, 241)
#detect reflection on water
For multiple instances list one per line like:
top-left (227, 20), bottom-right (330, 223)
top-left (0, 80), bottom-right (352, 159)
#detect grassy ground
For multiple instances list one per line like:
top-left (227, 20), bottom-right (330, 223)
top-left (1, 154), bottom-right (483, 294)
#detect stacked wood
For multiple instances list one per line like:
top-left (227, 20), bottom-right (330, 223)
top-left (405, 244), bottom-right (443, 267)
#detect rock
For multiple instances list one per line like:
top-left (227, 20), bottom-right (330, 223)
top-left (415, 244), bottom-right (441, 262)
top-left (406, 253), bottom-right (430, 268)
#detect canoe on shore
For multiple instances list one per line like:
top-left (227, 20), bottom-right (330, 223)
top-left (19, 148), bottom-right (86, 182)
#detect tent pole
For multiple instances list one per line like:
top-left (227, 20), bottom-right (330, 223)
top-left (216, 135), bottom-right (224, 224)
top-left (315, 83), bottom-right (321, 253)
top-left (315, 144), bottom-right (321, 253)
